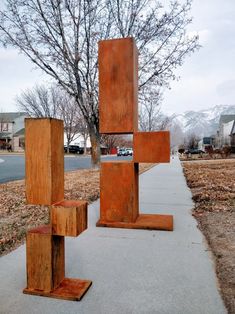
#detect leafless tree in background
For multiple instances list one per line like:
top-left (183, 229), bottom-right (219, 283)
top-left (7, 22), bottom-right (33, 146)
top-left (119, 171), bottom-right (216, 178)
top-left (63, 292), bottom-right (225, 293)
top-left (139, 87), bottom-right (173, 131)
top-left (139, 88), bottom-right (162, 131)
top-left (75, 109), bottom-right (89, 154)
top-left (16, 84), bottom-right (88, 151)
top-left (55, 89), bottom-right (82, 152)
top-left (100, 134), bottom-right (132, 154)
top-left (16, 85), bottom-right (58, 118)
top-left (0, 0), bottom-right (199, 166)
top-left (185, 133), bottom-right (200, 149)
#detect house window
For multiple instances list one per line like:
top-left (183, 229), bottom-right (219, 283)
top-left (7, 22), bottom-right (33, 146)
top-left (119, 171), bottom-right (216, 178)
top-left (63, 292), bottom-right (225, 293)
top-left (1, 123), bottom-right (8, 131)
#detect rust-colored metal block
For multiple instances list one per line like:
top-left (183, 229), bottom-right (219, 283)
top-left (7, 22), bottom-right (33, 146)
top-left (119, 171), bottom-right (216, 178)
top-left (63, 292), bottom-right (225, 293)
top-left (25, 118), bottom-right (64, 205)
top-left (23, 225), bottom-right (92, 301)
top-left (99, 38), bottom-right (138, 134)
top-left (98, 161), bottom-right (139, 223)
top-left (51, 200), bottom-right (88, 237)
top-left (97, 214), bottom-right (173, 231)
top-left (133, 131), bottom-right (170, 163)
top-left (25, 225), bottom-right (65, 292)
top-left (23, 278), bottom-right (92, 301)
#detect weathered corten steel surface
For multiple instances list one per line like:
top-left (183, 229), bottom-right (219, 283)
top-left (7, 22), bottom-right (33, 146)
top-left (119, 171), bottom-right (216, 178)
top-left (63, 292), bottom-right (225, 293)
top-left (23, 278), bottom-right (92, 301)
top-left (99, 161), bottom-right (139, 223)
top-left (99, 38), bottom-right (138, 134)
top-left (25, 226), bottom-right (65, 292)
top-left (25, 118), bottom-right (64, 205)
top-left (51, 200), bottom-right (88, 237)
top-left (97, 37), bottom-right (173, 231)
top-left (133, 131), bottom-right (170, 163)
top-left (24, 117), bottom-right (92, 301)
top-left (97, 213), bottom-right (173, 231)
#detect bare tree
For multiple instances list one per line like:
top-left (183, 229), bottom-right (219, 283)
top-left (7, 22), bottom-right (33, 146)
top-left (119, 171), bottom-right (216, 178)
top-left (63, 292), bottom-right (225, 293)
top-left (16, 84), bottom-right (87, 151)
top-left (139, 88), bottom-right (161, 131)
top-left (16, 85), bottom-right (58, 118)
top-left (54, 89), bottom-right (82, 152)
top-left (140, 106), bottom-right (172, 131)
top-left (0, 0), bottom-right (199, 166)
top-left (185, 133), bottom-right (200, 149)
top-left (100, 134), bottom-right (130, 154)
top-left (76, 114), bottom-right (89, 154)
top-left (107, 0), bottom-right (199, 90)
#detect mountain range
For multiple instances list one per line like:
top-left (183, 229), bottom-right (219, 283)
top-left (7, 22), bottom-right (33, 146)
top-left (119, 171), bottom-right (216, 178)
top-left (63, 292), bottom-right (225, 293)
top-left (173, 104), bottom-right (235, 137)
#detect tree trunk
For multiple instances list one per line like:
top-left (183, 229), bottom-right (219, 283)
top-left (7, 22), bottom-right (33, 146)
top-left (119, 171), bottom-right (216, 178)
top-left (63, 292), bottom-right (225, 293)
top-left (67, 139), bottom-right (70, 153)
top-left (88, 124), bottom-right (101, 167)
top-left (83, 134), bottom-right (87, 155)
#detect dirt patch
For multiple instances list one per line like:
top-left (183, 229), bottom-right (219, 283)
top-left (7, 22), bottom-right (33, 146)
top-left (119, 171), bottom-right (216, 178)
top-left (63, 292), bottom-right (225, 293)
top-left (0, 163), bottom-right (154, 257)
top-left (183, 160), bottom-right (235, 314)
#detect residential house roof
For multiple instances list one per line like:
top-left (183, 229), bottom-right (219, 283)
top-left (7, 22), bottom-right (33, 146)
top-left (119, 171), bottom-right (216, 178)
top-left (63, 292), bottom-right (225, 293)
top-left (219, 114), bottom-right (235, 125)
top-left (0, 132), bottom-right (11, 139)
top-left (231, 120), bottom-right (235, 135)
top-left (14, 128), bottom-right (25, 137)
top-left (0, 112), bottom-right (28, 122)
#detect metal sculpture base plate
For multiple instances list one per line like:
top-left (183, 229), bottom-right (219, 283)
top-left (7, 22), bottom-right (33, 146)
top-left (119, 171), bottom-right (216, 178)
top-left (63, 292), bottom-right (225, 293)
top-left (23, 278), bottom-right (92, 301)
top-left (96, 214), bottom-right (173, 231)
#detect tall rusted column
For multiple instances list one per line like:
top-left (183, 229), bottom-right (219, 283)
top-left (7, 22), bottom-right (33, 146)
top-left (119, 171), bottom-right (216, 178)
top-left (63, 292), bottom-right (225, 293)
top-left (99, 38), bottom-right (138, 134)
top-left (25, 118), bottom-right (64, 205)
top-left (23, 118), bottom-right (92, 301)
top-left (97, 38), bottom-right (173, 231)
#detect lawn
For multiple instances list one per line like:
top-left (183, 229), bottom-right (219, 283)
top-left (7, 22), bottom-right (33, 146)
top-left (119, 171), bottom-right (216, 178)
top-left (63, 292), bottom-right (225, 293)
top-left (183, 159), bottom-right (235, 314)
top-left (0, 163), bottom-right (154, 256)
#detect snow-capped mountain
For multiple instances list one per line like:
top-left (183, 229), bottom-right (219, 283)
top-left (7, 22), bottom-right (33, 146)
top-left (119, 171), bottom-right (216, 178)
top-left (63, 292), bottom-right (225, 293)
top-left (173, 105), bottom-right (235, 137)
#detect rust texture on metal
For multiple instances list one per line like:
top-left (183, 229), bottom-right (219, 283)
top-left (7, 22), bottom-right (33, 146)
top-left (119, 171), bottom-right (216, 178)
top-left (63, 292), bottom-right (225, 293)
top-left (97, 37), bottom-right (173, 231)
top-left (26, 226), bottom-right (65, 292)
top-left (100, 161), bottom-right (139, 223)
top-left (133, 131), bottom-right (170, 163)
top-left (97, 213), bottom-right (173, 231)
top-left (24, 117), bottom-right (91, 301)
top-left (99, 38), bottom-right (138, 134)
top-left (51, 200), bottom-right (88, 237)
top-left (25, 118), bottom-right (64, 205)
top-left (23, 278), bottom-right (92, 301)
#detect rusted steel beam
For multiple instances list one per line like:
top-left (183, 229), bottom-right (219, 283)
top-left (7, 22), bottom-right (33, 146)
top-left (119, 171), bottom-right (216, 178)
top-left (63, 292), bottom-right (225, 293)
top-left (25, 118), bottom-right (64, 205)
top-left (97, 214), bottom-right (173, 231)
top-left (99, 38), bottom-right (138, 134)
top-left (99, 161), bottom-right (139, 223)
top-left (51, 200), bottom-right (88, 237)
top-left (133, 131), bottom-right (170, 163)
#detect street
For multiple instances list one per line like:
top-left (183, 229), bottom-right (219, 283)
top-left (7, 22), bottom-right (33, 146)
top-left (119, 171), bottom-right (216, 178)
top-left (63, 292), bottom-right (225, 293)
top-left (0, 154), bottom-right (131, 183)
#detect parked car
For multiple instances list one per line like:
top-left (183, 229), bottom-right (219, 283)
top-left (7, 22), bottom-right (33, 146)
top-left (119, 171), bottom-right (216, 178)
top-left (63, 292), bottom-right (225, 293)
top-left (185, 149), bottom-right (205, 154)
top-left (126, 148), bottom-right (133, 156)
top-left (64, 145), bottom-right (84, 154)
top-left (117, 148), bottom-right (128, 156)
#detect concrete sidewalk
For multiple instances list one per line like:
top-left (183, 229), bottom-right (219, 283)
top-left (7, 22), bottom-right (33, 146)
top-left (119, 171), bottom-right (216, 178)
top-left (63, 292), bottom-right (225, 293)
top-left (0, 158), bottom-right (226, 314)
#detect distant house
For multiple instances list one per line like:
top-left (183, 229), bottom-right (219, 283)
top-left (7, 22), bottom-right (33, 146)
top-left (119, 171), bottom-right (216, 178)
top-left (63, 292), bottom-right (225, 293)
top-left (217, 115), bottom-right (235, 148)
top-left (198, 137), bottom-right (214, 151)
top-left (0, 112), bottom-right (29, 151)
top-left (230, 120), bottom-right (235, 152)
top-left (64, 132), bottom-right (91, 154)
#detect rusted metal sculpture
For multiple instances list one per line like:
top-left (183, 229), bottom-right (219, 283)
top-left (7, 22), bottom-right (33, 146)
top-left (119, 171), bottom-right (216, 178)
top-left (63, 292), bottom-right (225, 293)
top-left (23, 118), bottom-right (91, 301)
top-left (96, 38), bottom-right (173, 231)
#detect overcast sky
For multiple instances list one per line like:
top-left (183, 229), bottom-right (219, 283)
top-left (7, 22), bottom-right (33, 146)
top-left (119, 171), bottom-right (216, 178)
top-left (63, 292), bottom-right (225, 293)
top-left (163, 0), bottom-right (235, 114)
top-left (0, 0), bottom-right (235, 114)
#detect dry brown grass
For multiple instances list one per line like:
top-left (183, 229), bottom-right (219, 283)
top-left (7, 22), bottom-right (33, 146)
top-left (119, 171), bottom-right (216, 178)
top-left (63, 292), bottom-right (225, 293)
top-left (0, 163), bottom-right (154, 256)
top-left (183, 160), bottom-right (235, 314)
